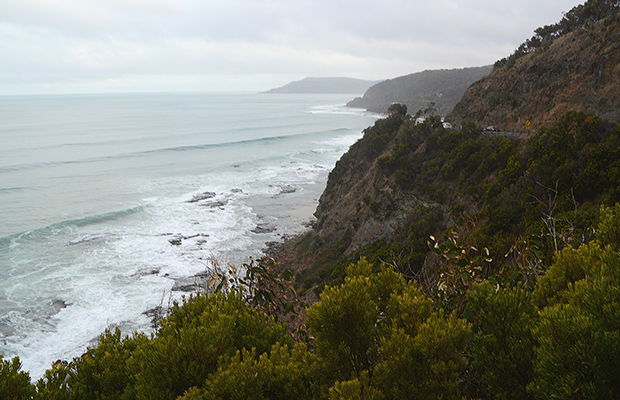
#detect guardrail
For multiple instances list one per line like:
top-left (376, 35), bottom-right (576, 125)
top-left (483, 131), bottom-right (533, 138)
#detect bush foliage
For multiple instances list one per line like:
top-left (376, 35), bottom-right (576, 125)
top-left (4, 202), bottom-right (620, 399)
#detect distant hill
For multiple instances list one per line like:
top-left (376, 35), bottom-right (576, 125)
top-left (264, 77), bottom-right (382, 94)
top-left (346, 66), bottom-right (493, 115)
top-left (447, 11), bottom-right (620, 132)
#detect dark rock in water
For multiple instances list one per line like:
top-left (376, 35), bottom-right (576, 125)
top-left (302, 220), bottom-right (316, 229)
top-left (172, 283), bottom-right (198, 292)
top-left (252, 224), bottom-right (276, 234)
top-left (171, 273), bottom-right (209, 292)
top-left (231, 188), bottom-right (244, 194)
top-left (131, 267), bottom-right (161, 278)
top-left (50, 299), bottom-right (69, 312)
top-left (168, 237), bottom-right (182, 246)
top-left (280, 185), bottom-right (296, 194)
top-left (270, 185), bottom-right (296, 195)
top-left (199, 200), bottom-right (227, 209)
top-left (168, 233), bottom-right (209, 246)
top-left (144, 306), bottom-right (166, 329)
top-left (186, 192), bottom-right (216, 203)
top-left (194, 270), bottom-right (210, 278)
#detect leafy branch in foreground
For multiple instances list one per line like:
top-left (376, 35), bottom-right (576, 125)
top-left (206, 256), bottom-right (307, 341)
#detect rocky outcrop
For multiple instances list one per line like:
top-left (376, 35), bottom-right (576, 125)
top-left (447, 12), bottom-right (620, 132)
top-left (313, 139), bottom-right (442, 255)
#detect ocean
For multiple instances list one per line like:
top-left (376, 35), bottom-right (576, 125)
top-left (0, 92), bottom-right (378, 378)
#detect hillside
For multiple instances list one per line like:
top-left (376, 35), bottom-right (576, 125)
top-left (274, 8), bottom-right (620, 303)
top-left (447, 11), bottom-right (620, 132)
top-left (276, 108), bottom-right (620, 304)
top-left (346, 66), bottom-right (492, 115)
top-left (263, 77), bottom-right (381, 94)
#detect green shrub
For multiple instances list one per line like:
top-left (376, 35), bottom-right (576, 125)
top-left (130, 290), bottom-right (289, 400)
top-left (67, 327), bottom-right (148, 400)
top-left (307, 260), bottom-right (381, 384)
top-left (328, 372), bottom-right (384, 400)
top-left (597, 203), bottom-right (620, 250)
top-left (373, 310), bottom-right (470, 399)
top-left (0, 356), bottom-right (35, 400)
top-left (530, 243), bottom-right (620, 399)
top-left (533, 242), bottom-right (602, 308)
top-left (467, 282), bottom-right (536, 399)
top-left (179, 343), bottom-right (316, 400)
top-left (35, 362), bottom-right (72, 400)
top-left (307, 258), bottom-right (470, 398)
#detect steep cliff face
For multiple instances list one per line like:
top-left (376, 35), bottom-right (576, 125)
top-left (447, 12), bottom-right (620, 132)
top-left (313, 123), bottom-right (440, 254)
top-left (274, 115), bottom-right (467, 295)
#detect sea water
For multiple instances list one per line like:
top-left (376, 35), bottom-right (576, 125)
top-left (0, 92), bottom-right (379, 378)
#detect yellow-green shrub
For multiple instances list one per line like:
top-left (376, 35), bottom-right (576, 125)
top-left (530, 245), bottom-right (620, 398)
top-left (177, 343), bottom-right (316, 400)
top-left (307, 258), bottom-right (471, 399)
top-left (130, 290), bottom-right (289, 400)
top-left (467, 282), bottom-right (537, 399)
top-left (0, 356), bottom-right (35, 400)
top-left (66, 327), bottom-right (147, 400)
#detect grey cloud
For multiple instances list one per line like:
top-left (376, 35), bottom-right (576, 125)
top-left (0, 0), bottom-right (580, 94)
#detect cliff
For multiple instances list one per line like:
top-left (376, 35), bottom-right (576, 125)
top-left (346, 66), bottom-right (492, 115)
top-left (447, 12), bottom-right (620, 132)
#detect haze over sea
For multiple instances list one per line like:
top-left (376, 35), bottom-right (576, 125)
top-left (0, 92), bottom-right (378, 378)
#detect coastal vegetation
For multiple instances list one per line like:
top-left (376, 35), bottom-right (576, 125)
top-left (286, 108), bottom-right (620, 299)
top-left (2, 203), bottom-right (620, 398)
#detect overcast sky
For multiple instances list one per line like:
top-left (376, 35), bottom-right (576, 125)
top-left (0, 0), bottom-right (580, 95)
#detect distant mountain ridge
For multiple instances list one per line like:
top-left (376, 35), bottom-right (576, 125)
top-left (264, 77), bottom-right (382, 94)
top-left (346, 66), bottom-right (493, 115)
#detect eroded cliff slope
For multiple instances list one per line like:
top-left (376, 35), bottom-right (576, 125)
top-left (448, 12), bottom-right (620, 132)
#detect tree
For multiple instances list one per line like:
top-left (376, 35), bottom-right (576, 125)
top-left (67, 327), bottom-right (148, 400)
top-left (179, 343), bottom-right (317, 400)
top-left (387, 103), bottom-right (407, 118)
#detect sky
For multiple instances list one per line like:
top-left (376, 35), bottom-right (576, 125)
top-left (0, 0), bottom-right (581, 95)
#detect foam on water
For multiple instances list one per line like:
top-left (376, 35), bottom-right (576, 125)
top-left (0, 93), bottom-right (377, 378)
